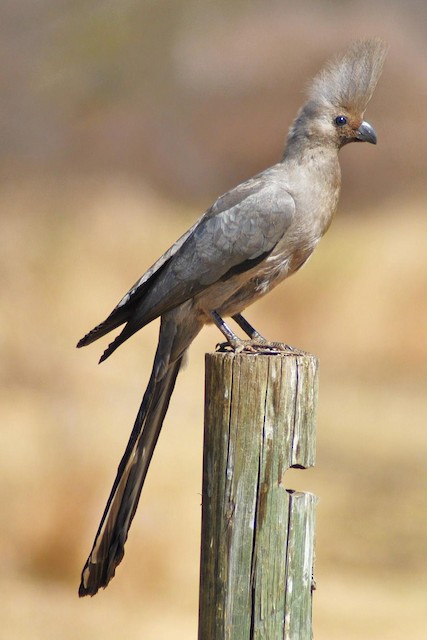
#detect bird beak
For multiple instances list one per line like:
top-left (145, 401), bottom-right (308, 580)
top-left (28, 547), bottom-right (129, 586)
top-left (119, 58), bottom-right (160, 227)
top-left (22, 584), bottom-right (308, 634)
top-left (355, 120), bottom-right (377, 145)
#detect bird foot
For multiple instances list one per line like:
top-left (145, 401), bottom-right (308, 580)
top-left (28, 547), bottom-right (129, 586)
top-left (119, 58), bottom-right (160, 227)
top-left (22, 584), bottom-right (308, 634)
top-left (215, 339), bottom-right (305, 356)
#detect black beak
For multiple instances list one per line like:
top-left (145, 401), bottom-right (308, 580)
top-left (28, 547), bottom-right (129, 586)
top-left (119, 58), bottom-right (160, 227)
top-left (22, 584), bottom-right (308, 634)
top-left (355, 120), bottom-right (377, 145)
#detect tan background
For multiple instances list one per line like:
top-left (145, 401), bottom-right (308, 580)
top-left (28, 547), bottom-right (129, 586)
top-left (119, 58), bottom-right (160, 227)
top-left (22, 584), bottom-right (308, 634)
top-left (1, 1), bottom-right (426, 638)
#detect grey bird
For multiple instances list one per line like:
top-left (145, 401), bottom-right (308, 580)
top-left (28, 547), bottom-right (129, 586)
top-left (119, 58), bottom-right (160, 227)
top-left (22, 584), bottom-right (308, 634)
top-left (78, 38), bottom-right (387, 596)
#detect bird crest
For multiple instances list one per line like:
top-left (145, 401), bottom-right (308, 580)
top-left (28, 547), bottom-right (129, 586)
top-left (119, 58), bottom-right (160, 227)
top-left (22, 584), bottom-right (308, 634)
top-left (308, 38), bottom-right (388, 115)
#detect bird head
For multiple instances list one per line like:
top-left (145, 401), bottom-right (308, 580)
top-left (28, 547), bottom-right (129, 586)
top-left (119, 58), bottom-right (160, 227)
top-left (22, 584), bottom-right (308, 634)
top-left (286, 39), bottom-right (387, 153)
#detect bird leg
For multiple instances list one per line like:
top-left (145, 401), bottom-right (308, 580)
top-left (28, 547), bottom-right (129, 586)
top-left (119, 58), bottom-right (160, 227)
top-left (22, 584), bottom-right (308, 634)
top-left (232, 313), bottom-right (305, 354)
top-left (211, 311), bottom-right (246, 351)
top-left (231, 313), bottom-right (267, 341)
top-left (211, 311), bottom-right (301, 355)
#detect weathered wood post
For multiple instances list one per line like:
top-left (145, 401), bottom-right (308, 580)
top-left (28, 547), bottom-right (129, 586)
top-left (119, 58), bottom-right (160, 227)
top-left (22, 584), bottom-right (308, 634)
top-left (198, 351), bottom-right (318, 640)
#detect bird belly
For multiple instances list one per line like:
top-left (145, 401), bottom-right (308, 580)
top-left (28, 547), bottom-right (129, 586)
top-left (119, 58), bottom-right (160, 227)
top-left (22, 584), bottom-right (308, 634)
top-left (196, 241), bottom-right (316, 320)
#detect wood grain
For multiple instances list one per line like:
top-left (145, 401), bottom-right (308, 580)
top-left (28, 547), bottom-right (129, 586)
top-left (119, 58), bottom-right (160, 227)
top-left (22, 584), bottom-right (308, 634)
top-left (199, 351), bottom-right (318, 640)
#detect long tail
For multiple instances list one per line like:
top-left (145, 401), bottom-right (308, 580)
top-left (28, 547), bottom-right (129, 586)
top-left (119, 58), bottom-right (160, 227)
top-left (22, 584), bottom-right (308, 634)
top-left (79, 353), bottom-right (183, 597)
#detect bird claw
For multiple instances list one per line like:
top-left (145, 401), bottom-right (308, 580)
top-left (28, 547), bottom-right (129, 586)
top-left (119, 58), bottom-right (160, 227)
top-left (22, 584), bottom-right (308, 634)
top-left (215, 339), bottom-right (305, 356)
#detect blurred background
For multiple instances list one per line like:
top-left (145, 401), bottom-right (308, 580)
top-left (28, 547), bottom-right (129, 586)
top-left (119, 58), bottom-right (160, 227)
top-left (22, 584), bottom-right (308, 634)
top-left (1, 1), bottom-right (426, 638)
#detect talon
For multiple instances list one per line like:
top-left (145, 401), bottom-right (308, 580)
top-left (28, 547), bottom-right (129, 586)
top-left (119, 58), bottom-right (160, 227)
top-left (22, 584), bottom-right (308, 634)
top-left (215, 341), bottom-right (233, 352)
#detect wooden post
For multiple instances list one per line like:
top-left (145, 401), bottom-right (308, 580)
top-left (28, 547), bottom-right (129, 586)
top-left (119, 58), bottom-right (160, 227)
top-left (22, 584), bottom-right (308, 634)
top-left (198, 351), bottom-right (318, 640)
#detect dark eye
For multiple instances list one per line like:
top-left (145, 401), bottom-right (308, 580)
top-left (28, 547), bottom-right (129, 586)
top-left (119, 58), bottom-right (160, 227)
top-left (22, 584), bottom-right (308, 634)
top-left (335, 115), bottom-right (347, 126)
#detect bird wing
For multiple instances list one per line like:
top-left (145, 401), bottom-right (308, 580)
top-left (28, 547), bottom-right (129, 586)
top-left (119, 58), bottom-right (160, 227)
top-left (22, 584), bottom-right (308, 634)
top-left (178, 177), bottom-right (295, 289)
top-left (116, 218), bottom-right (203, 310)
top-left (78, 168), bottom-right (295, 355)
top-left (77, 218), bottom-right (203, 347)
top-left (148, 178), bottom-right (295, 311)
top-left (98, 174), bottom-right (295, 360)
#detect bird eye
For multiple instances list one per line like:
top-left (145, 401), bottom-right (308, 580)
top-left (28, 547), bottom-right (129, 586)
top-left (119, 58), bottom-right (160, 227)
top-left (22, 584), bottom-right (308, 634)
top-left (335, 115), bottom-right (347, 126)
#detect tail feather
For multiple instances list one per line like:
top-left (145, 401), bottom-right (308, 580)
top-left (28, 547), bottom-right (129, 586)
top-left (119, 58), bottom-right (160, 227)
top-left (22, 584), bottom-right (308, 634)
top-left (77, 310), bottom-right (129, 349)
top-left (79, 356), bottom-right (183, 597)
top-left (98, 323), bottom-right (137, 363)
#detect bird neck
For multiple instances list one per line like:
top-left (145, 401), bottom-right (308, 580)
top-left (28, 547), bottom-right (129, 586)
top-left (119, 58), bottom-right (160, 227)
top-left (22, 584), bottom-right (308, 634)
top-left (282, 132), bottom-right (339, 174)
top-left (280, 124), bottom-right (342, 236)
